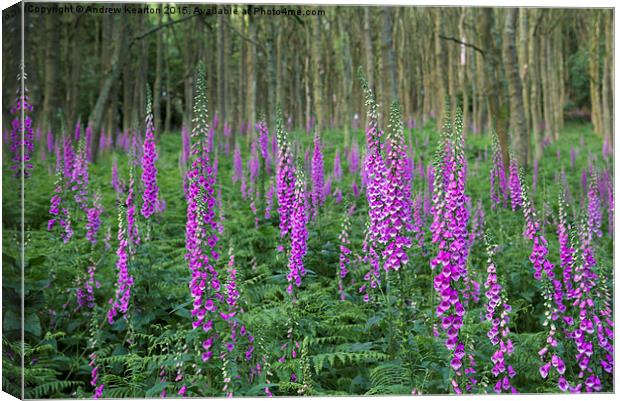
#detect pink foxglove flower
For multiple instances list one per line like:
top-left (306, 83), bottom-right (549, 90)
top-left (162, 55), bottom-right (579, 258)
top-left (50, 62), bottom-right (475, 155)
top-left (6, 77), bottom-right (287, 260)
top-left (107, 204), bottom-right (133, 324)
top-left (275, 107), bottom-right (296, 239)
top-left (311, 131), bottom-right (325, 219)
top-left (141, 97), bottom-right (160, 219)
top-left (287, 166), bottom-right (308, 294)
top-left (9, 73), bottom-right (34, 178)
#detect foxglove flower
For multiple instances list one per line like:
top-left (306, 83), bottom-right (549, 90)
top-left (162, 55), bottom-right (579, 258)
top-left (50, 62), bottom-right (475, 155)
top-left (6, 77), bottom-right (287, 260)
top-left (9, 74), bottom-right (34, 178)
top-left (287, 166), bottom-right (308, 294)
top-left (185, 63), bottom-right (222, 363)
top-left (484, 237), bottom-right (517, 393)
top-left (311, 131), bottom-right (325, 219)
top-left (587, 172), bottom-right (602, 238)
top-left (258, 120), bottom-right (270, 162)
top-left (557, 193), bottom-right (575, 295)
top-left (233, 143), bottom-right (243, 184)
top-left (333, 150), bottom-right (343, 181)
top-left (141, 96), bottom-right (160, 219)
top-left (508, 155), bottom-right (522, 211)
top-left (275, 106), bottom-right (296, 239)
top-left (348, 140), bottom-right (359, 175)
top-left (126, 165), bottom-right (140, 250)
top-left (489, 131), bottom-right (508, 209)
top-left (76, 264), bottom-right (99, 311)
top-left (46, 130), bottom-right (54, 154)
top-left (181, 125), bottom-right (191, 166)
top-left (430, 105), bottom-right (471, 393)
top-left (380, 102), bottom-right (412, 272)
top-left (89, 353), bottom-right (104, 399)
top-left (358, 70), bottom-right (387, 300)
top-left (48, 155), bottom-right (73, 243)
top-left (411, 194), bottom-right (425, 251)
top-left (338, 204), bottom-right (354, 301)
top-left (107, 204), bottom-right (133, 324)
top-left (70, 139), bottom-right (90, 211)
top-left (111, 157), bottom-right (123, 194)
top-left (85, 193), bottom-right (103, 244)
top-left (248, 139), bottom-right (260, 192)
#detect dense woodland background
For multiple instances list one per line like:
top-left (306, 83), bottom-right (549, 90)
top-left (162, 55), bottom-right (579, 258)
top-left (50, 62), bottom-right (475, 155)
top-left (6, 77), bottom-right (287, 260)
top-left (1, 3), bottom-right (616, 398)
top-left (2, 4), bottom-right (614, 167)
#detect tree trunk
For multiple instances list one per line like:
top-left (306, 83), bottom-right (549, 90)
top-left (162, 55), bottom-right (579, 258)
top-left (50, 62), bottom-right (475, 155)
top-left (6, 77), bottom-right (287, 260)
top-left (217, 14), bottom-right (226, 126)
top-left (503, 8), bottom-right (529, 167)
top-left (246, 10), bottom-right (257, 142)
top-left (480, 8), bottom-right (509, 169)
top-left (381, 7), bottom-right (398, 103)
top-left (528, 9), bottom-right (542, 161)
top-left (601, 12), bottom-right (613, 143)
top-left (518, 8), bottom-right (530, 143)
top-left (87, 16), bottom-right (126, 160)
top-left (40, 12), bottom-right (59, 134)
top-left (153, 6), bottom-right (163, 133)
top-left (434, 9), bottom-right (447, 123)
top-left (310, 12), bottom-right (324, 133)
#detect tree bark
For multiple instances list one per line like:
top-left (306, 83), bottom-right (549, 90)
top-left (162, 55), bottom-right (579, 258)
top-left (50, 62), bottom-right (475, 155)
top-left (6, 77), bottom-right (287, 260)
top-left (503, 8), bottom-right (529, 167)
top-left (310, 12), bottom-right (324, 133)
top-left (381, 7), bottom-right (398, 103)
top-left (153, 5), bottom-right (163, 133)
top-left (40, 11), bottom-right (59, 134)
top-left (87, 16), bottom-right (126, 160)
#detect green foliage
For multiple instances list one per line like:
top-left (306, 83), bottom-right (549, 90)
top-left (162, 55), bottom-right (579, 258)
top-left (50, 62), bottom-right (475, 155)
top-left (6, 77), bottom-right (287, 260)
top-left (2, 119), bottom-right (613, 397)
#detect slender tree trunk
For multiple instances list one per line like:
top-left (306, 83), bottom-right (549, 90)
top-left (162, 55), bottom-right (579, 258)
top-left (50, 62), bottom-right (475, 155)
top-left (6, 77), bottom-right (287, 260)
top-left (153, 6), bottom-right (163, 133)
top-left (88, 16), bottom-right (126, 160)
top-left (339, 15), bottom-right (353, 147)
top-left (602, 12), bottom-right (613, 143)
top-left (311, 12), bottom-right (324, 133)
top-left (41, 12), bottom-right (59, 134)
top-left (381, 7), bottom-right (398, 103)
top-left (246, 10), bottom-right (257, 143)
top-left (503, 8), bottom-right (529, 167)
top-left (458, 8), bottom-right (469, 131)
top-left (65, 15), bottom-right (81, 128)
top-left (528, 9), bottom-right (542, 160)
top-left (434, 9), bottom-right (447, 122)
top-left (164, 49), bottom-right (172, 134)
top-left (217, 14), bottom-right (226, 126)
top-left (518, 8), bottom-right (530, 144)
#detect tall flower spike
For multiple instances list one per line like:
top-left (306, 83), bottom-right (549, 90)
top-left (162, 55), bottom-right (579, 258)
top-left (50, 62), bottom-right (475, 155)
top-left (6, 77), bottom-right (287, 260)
top-left (287, 164), bottom-right (308, 294)
top-left (430, 104), bottom-right (471, 393)
top-left (311, 130), bottom-right (325, 219)
top-left (338, 203), bottom-right (354, 301)
top-left (185, 65), bottom-right (222, 363)
top-left (587, 171), bottom-right (602, 238)
top-left (484, 234), bottom-right (518, 394)
top-left (557, 192), bottom-right (575, 296)
top-left (358, 68), bottom-right (388, 301)
top-left (275, 105), bottom-right (296, 239)
top-left (48, 152), bottom-right (73, 243)
top-left (190, 61), bottom-right (210, 160)
top-left (333, 150), bottom-right (342, 181)
top-left (86, 192), bottom-right (103, 244)
top-left (9, 69), bottom-right (34, 178)
top-left (508, 153), bottom-right (522, 211)
top-left (381, 101), bottom-right (412, 272)
top-left (71, 138), bottom-right (90, 212)
top-left (107, 204), bottom-right (133, 324)
top-left (141, 89), bottom-right (160, 219)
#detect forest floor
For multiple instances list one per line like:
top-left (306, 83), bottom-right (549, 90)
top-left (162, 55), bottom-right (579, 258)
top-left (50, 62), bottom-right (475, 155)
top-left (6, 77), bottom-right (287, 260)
top-left (2, 120), bottom-right (613, 397)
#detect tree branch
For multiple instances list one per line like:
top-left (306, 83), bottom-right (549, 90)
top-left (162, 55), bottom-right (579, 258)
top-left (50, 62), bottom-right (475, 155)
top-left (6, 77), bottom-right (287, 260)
top-left (222, 20), bottom-right (267, 55)
top-left (438, 34), bottom-right (485, 58)
top-left (131, 14), bottom-right (198, 44)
